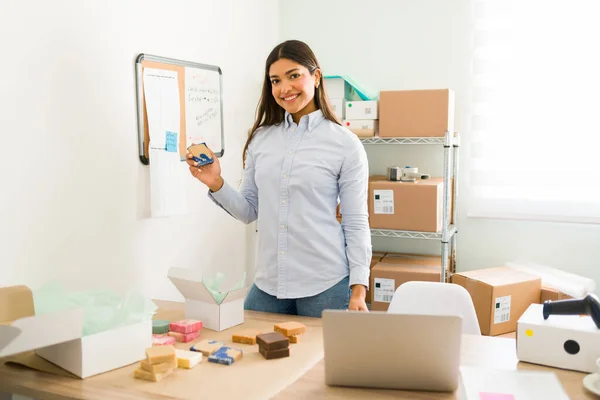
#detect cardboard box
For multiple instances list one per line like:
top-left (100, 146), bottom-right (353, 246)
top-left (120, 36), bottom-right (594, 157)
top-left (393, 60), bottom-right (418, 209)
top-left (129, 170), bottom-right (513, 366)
top-left (368, 176), bottom-right (445, 232)
top-left (343, 119), bottom-right (378, 137)
top-left (366, 252), bottom-right (387, 303)
top-left (345, 100), bottom-right (378, 120)
top-left (0, 286), bottom-right (151, 379)
top-left (517, 303), bottom-right (600, 373)
top-left (329, 98), bottom-right (344, 120)
top-left (379, 89), bottom-right (455, 137)
top-left (540, 286), bottom-right (574, 303)
top-left (168, 267), bottom-right (247, 331)
top-left (451, 267), bottom-right (542, 336)
top-left (370, 260), bottom-right (441, 312)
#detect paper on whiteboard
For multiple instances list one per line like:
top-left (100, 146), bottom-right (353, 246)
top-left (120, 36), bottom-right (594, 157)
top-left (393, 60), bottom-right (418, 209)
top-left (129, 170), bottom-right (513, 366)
top-left (185, 66), bottom-right (222, 153)
top-left (143, 68), bottom-right (180, 150)
top-left (149, 148), bottom-right (188, 218)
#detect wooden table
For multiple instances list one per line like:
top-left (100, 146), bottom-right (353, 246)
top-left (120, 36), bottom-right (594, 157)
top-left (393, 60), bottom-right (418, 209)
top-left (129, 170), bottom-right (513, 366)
top-left (0, 302), bottom-right (595, 400)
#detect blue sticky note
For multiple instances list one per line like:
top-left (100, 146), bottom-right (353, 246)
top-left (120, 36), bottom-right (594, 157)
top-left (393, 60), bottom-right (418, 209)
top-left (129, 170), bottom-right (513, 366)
top-left (165, 131), bottom-right (177, 152)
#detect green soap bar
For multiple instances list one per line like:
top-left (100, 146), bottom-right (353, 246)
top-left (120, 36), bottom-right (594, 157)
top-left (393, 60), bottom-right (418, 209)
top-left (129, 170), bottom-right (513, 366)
top-left (152, 320), bottom-right (170, 334)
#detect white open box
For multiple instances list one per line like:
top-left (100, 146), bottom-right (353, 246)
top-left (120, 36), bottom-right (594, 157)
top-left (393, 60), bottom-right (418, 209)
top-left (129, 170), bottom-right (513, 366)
top-left (0, 303), bottom-right (152, 379)
top-left (517, 303), bottom-right (600, 373)
top-left (168, 267), bottom-right (247, 332)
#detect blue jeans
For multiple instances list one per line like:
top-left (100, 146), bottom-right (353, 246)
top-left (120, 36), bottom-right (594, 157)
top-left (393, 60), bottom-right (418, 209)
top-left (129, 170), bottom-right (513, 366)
top-left (244, 277), bottom-right (351, 318)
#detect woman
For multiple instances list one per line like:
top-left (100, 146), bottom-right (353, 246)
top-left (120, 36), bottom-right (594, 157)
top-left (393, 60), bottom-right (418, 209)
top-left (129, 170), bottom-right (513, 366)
top-left (187, 40), bottom-right (371, 317)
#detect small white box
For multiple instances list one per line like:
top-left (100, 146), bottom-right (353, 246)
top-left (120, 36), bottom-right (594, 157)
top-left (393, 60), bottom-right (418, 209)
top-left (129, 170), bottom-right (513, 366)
top-left (0, 306), bottom-right (152, 379)
top-left (345, 100), bottom-right (378, 120)
top-left (168, 267), bottom-right (247, 332)
top-left (517, 303), bottom-right (600, 373)
top-left (329, 98), bottom-right (344, 120)
top-left (36, 320), bottom-right (151, 378)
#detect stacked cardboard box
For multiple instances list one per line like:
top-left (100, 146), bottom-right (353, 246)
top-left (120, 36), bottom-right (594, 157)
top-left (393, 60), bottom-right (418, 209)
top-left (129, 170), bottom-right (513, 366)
top-left (370, 253), bottom-right (442, 311)
top-left (324, 77), bottom-right (378, 137)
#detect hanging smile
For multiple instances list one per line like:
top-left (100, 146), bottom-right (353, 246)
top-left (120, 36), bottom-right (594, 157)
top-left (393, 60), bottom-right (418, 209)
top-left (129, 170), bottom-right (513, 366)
top-left (282, 94), bottom-right (299, 102)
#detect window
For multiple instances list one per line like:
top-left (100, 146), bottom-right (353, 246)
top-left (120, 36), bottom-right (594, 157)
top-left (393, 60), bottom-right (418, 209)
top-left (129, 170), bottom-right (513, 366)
top-left (468, 0), bottom-right (600, 223)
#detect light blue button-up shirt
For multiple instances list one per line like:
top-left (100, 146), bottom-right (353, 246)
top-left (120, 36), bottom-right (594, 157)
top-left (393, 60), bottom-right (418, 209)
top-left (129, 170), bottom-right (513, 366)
top-left (208, 109), bottom-right (371, 299)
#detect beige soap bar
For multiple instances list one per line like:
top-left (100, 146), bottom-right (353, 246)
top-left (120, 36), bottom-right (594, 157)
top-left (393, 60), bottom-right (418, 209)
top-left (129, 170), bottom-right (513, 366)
top-left (232, 329), bottom-right (262, 345)
top-left (134, 367), bottom-right (173, 382)
top-left (274, 321), bottom-right (306, 336)
top-left (140, 359), bottom-right (177, 374)
top-left (146, 345), bottom-right (176, 365)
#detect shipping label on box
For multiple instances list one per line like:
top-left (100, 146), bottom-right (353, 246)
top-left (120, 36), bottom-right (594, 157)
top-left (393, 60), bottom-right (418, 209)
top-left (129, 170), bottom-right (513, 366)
top-left (374, 278), bottom-right (395, 303)
top-left (517, 303), bottom-right (600, 373)
top-left (373, 189), bottom-right (394, 214)
top-left (345, 100), bottom-right (378, 120)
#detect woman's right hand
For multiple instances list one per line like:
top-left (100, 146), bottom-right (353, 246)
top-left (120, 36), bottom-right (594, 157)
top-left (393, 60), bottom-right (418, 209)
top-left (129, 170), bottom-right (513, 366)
top-left (186, 148), bottom-right (224, 192)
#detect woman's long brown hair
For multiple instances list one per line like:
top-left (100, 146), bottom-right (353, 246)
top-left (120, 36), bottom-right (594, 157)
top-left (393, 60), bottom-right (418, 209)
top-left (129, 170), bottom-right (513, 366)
top-left (242, 40), bottom-right (341, 166)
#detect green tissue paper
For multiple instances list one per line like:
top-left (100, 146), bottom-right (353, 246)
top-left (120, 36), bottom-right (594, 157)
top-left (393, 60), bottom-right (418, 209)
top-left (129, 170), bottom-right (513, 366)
top-left (202, 272), bottom-right (246, 305)
top-left (33, 282), bottom-right (157, 336)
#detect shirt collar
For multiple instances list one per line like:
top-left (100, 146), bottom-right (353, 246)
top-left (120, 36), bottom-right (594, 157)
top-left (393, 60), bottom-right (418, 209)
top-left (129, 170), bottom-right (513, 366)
top-left (284, 109), bottom-right (325, 132)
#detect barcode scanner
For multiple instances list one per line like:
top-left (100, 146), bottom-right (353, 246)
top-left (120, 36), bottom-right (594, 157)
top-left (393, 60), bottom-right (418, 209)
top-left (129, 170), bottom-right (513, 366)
top-left (543, 294), bottom-right (600, 329)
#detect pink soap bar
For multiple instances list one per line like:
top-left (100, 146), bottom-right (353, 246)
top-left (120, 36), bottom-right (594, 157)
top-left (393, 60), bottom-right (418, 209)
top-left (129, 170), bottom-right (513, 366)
top-left (152, 334), bottom-right (176, 346)
top-left (169, 319), bottom-right (203, 334)
top-left (168, 330), bottom-right (201, 343)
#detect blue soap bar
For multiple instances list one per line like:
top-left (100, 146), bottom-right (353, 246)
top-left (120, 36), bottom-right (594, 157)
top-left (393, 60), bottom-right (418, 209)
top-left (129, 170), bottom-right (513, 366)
top-left (187, 143), bottom-right (214, 167)
top-left (207, 346), bottom-right (243, 365)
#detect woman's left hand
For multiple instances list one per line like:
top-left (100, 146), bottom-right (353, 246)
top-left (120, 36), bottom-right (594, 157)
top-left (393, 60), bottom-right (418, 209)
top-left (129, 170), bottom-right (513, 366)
top-left (348, 285), bottom-right (369, 312)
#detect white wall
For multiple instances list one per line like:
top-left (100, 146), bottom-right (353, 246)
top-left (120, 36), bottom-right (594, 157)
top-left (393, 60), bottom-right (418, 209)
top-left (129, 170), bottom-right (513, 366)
top-left (0, 0), bottom-right (279, 300)
top-left (280, 0), bottom-right (600, 290)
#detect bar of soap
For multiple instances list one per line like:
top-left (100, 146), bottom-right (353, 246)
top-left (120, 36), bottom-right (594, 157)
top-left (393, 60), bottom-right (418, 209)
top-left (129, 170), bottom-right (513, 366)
top-left (170, 319), bottom-right (203, 334)
top-left (152, 334), bottom-right (176, 346)
top-left (256, 332), bottom-right (289, 351)
top-left (152, 320), bottom-right (170, 334)
top-left (259, 346), bottom-right (290, 360)
top-left (232, 329), bottom-right (262, 345)
top-left (190, 339), bottom-right (224, 356)
top-left (208, 346), bottom-right (243, 365)
top-left (146, 345), bottom-right (176, 365)
top-left (168, 330), bottom-right (200, 343)
top-left (134, 367), bottom-right (173, 382)
top-left (140, 359), bottom-right (177, 374)
top-left (274, 321), bottom-right (306, 337)
top-left (289, 335), bottom-right (300, 344)
top-left (176, 349), bottom-right (202, 369)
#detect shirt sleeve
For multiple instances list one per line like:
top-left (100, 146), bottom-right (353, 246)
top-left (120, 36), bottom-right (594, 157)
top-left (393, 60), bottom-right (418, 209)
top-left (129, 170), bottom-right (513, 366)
top-left (338, 136), bottom-right (372, 289)
top-left (207, 148), bottom-right (259, 225)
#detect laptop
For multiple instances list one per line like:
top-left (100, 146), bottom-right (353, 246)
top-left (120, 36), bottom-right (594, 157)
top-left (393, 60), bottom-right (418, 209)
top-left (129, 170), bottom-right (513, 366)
top-left (322, 310), bottom-right (463, 392)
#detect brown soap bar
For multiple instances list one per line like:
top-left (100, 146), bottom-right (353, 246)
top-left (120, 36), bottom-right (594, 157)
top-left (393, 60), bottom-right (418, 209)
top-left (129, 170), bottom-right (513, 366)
top-left (259, 346), bottom-right (290, 360)
top-left (256, 332), bottom-right (289, 351)
top-left (274, 321), bottom-right (306, 337)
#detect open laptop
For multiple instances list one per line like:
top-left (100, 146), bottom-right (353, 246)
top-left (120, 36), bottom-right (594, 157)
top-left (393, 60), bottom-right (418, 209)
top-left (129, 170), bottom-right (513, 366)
top-left (322, 310), bottom-right (463, 392)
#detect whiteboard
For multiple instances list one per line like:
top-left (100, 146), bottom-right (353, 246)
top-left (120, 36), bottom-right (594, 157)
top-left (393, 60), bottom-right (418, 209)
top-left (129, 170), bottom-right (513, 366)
top-left (135, 54), bottom-right (225, 165)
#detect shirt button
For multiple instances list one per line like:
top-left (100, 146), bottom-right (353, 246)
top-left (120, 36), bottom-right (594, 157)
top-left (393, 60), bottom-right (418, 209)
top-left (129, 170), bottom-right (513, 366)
top-left (291, 128), bottom-right (296, 132)
top-left (288, 151), bottom-right (293, 155)
top-left (282, 199), bottom-right (287, 204)
top-left (282, 174), bottom-right (287, 179)
top-left (280, 251), bottom-right (285, 255)
top-left (280, 224), bottom-right (285, 229)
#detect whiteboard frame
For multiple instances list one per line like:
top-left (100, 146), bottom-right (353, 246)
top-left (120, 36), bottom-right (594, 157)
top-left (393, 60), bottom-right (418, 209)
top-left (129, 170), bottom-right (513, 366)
top-left (135, 53), bottom-right (225, 165)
